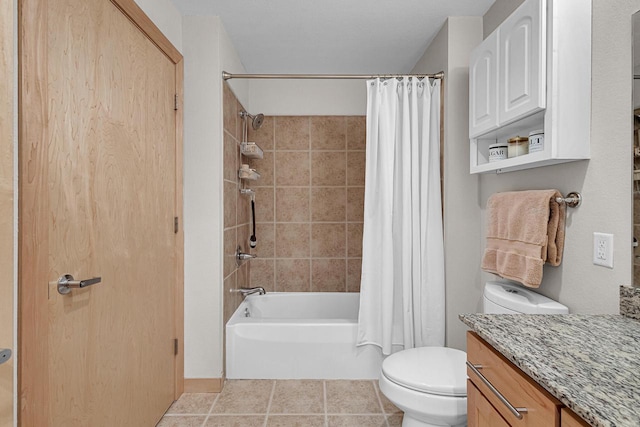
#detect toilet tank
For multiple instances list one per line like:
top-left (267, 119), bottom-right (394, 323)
top-left (483, 281), bottom-right (569, 314)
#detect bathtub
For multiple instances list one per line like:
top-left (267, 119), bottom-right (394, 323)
top-left (225, 292), bottom-right (383, 379)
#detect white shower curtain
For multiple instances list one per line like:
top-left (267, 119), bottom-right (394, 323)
top-left (356, 77), bottom-right (444, 355)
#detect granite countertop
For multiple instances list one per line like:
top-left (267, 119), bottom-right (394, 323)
top-left (459, 312), bottom-right (640, 427)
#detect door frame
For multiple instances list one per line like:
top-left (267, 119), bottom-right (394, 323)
top-left (1, 0), bottom-right (15, 425)
top-left (18, 0), bottom-right (184, 424)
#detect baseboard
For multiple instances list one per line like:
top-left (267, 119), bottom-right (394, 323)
top-left (184, 378), bottom-right (224, 393)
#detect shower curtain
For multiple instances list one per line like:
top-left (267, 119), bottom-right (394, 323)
top-left (356, 77), bottom-right (444, 355)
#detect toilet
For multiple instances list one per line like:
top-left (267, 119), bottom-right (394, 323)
top-left (379, 281), bottom-right (569, 427)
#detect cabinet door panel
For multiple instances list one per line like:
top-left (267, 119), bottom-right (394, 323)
top-left (469, 30), bottom-right (499, 138)
top-left (468, 380), bottom-right (510, 427)
top-left (499, 0), bottom-right (546, 125)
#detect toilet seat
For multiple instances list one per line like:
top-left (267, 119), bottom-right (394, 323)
top-left (381, 347), bottom-right (467, 397)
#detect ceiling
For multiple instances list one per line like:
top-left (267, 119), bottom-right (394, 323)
top-left (171, 0), bottom-right (496, 74)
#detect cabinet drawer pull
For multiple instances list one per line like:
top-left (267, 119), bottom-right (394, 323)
top-left (467, 361), bottom-right (528, 420)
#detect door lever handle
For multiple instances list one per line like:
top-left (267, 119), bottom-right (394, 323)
top-left (57, 274), bottom-right (102, 295)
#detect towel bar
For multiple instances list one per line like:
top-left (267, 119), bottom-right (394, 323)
top-left (555, 192), bottom-right (581, 208)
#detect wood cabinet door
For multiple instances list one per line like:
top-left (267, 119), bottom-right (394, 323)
top-left (468, 380), bottom-right (511, 427)
top-left (498, 0), bottom-right (546, 125)
top-left (469, 29), bottom-right (499, 138)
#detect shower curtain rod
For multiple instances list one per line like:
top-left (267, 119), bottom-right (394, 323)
top-left (222, 71), bottom-right (445, 80)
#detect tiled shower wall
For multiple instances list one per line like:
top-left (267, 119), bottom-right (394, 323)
top-left (223, 83), bottom-right (252, 324)
top-left (247, 115), bottom-right (367, 292)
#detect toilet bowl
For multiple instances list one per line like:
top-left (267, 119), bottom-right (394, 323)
top-left (379, 347), bottom-right (467, 427)
top-left (378, 281), bottom-right (569, 426)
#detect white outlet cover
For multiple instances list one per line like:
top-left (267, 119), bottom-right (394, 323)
top-left (593, 232), bottom-right (614, 269)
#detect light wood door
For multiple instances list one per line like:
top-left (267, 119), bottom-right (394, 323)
top-left (467, 380), bottom-right (510, 427)
top-left (0, 0), bottom-right (15, 425)
top-left (19, 0), bottom-right (183, 425)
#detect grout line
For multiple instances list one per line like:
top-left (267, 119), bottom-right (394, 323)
top-left (201, 393), bottom-right (221, 427)
top-left (371, 380), bottom-right (392, 427)
top-left (323, 380), bottom-right (328, 427)
top-left (263, 380), bottom-right (277, 427)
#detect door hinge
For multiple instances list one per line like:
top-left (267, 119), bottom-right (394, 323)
top-left (174, 338), bottom-right (179, 355)
top-left (174, 217), bottom-right (179, 234)
top-left (174, 94), bottom-right (179, 111)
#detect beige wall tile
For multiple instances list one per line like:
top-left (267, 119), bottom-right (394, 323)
top-left (276, 259), bottom-right (311, 292)
top-left (276, 151), bottom-right (310, 186)
top-left (311, 223), bottom-right (346, 258)
top-left (237, 190), bottom-right (252, 226)
top-left (347, 116), bottom-right (366, 150)
top-left (235, 99), bottom-right (243, 142)
top-left (275, 116), bottom-right (310, 150)
top-left (250, 259), bottom-right (275, 292)
top-left (311, 116), bottom-right (346, 150)
top-left (223, 83), bottom-right (237, 136)
top-left (255, 187), bottom-right (275, 222)
top-left (224, 181), bottom-right (237, 229)
top-left (311, 152), bottom-right (346, 186)
top-left (224, 228), bottom-right (237, 279)
top-left (311, 187), bottom-right (346, 222)
top-left (253, 223), bottom-right (275, 258)
top-left (346, 151), bottom-right (366, 186)
top-left (224, 131), bottom-right (238, 182)
top-left (276, 223), bottom-right (311, 258)
top-left (347, 223), bottom-right (363, 257)
top-left (311, 259), bottom-right (346, 292)
top-left (248, 115), bottom-right (275, 151)
top-left (237, 257), bottom-right (250, 289)
top-left (223, 271), bottom-right (238, 324)
top-left (276, 187), bottom-right (310, 222)
top-left (249, 150), bottom-right (274, 186)
top-left (346, 187), bottom-right (365, 222)
top-left (347, 259), bottom-right (362, 292)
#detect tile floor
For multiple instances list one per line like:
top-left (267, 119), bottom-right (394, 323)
top-left (157, 380), bottom-right (403, 427)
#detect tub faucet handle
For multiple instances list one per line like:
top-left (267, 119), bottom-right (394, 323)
top-left (236, 246), bottom-right (256, 265)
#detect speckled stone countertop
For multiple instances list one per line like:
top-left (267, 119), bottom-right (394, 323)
top-left (459, 313), bottom-right (640, 427)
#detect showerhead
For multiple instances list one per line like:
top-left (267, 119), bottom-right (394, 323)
top-left (240, 111), bottom-right (265, 130)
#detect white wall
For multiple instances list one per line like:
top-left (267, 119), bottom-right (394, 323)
top-left (476, 0), bottom-right (637, 318)
top-left (412, 17), bottom-right (484, 351)
top-left (183, 16), bottom-right (248, 379)
top-left (135, 0), bottom-right (183, 52)
top-left (248, 80), bottom-right (366, 116)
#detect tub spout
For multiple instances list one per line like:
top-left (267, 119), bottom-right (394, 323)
top-left (233, 287), bottom-right (266, 297)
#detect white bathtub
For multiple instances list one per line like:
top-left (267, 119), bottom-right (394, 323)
top-left (225, 292), bottom-right (383, 379)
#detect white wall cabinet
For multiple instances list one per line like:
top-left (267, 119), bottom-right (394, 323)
top-left (469, 30), bottom-right (499, 138)
top-left (469, 0), bottom-right (591, 174)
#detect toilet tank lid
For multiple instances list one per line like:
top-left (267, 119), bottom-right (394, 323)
top-left (381, 347), bottom-right (467, 397)
top-left (484, 281), bottom-right (569, 314)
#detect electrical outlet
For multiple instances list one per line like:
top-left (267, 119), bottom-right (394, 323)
top-left (593, 232), bottom-right (614, 268)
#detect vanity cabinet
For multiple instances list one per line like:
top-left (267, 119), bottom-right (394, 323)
top-left (467, 332), bottom-right (590, 427)
top-left (469, 0), bottom-right (591, 174)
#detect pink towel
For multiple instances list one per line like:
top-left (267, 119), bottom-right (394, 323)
top-left (481, 190), bottom-right (566, 288)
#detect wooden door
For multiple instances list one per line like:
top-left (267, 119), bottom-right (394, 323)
top-left (19, 0), bottom-right (184, 426)
top-left (498, 0), bottom-right (546, 126)
top-left (1, 0), bottom-right (15, 425)
top-left (469, 29), bottom-right (499, 138)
